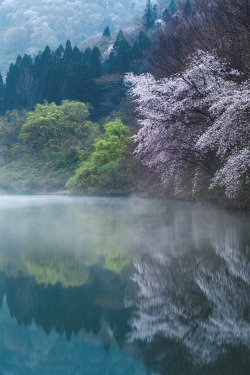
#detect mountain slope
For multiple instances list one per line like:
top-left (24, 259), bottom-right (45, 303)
top-left (0, 0), bottom-right (149, 74)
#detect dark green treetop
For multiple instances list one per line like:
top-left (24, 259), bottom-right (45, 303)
top-left (103, 26), bottom-right (111, 37)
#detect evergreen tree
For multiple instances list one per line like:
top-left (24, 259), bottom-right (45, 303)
top-left (18, 54), bottom-right (37, 110)
top-left (131, 41), bottom-right (141, 59)
top-left (113, 30), bottom-right (130, 54)
top-left (33, 46), bottom-right (53, 102)
top-left (162, 8), bottom-right (171, 22)
top-left (169, 0), bottom-right (177, 14)
top-left (108, 31), bottom-right (131, 74)
top-left (5, 61), bottom-right (20, 111)
top-left (55, 45), bottom-right (64, 61)
top-left (143, 0), bottom-right (155, 30)
top-left (72, 46), bottom-right (82, 64)
top-left (152, 4), bottom-right (158, 22)
top-left (0, 73), bottom-right (4, 115)
top-left (82, 47), bottom-right (92, 67)
top-left (103, 26), bottom-right (111, 38)
top-left (137, 31), bottom-right (151, 51)
top-left (89, 47), bottom-right (101, 78)
top-left (63, 40), bottom-right (73, 61)
top-left (131, 31), bottom-right (151, 60)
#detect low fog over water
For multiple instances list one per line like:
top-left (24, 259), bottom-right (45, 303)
top-left (0, 196), bottom-right (249, 374)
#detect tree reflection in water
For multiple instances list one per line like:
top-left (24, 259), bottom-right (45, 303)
top-left (128, 229), bottom-right (250, 374)
top-left (0, 196), bottom-right (249, 374)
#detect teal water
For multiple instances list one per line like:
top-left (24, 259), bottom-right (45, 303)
top-left (0, 196), bottom-right (249, 374)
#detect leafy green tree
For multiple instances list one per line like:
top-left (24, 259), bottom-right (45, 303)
top-left (60, 100), bottom-right (100, 156)
top-left (19, 100), bottom-right (100, 155)
top-left (0, 110), bottom-right (27, 153)
top-left (19, 101), bottom-right (65, 151)
top-left (66, 119), bottom-right (132, 194)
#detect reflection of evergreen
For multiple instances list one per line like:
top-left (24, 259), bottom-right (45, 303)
top-left (0, 267), bottom-right (131, 346)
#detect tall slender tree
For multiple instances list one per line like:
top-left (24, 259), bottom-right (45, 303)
top-left (89, 47), bottom-right (101, 78)
top-left (143, 0), bottom-right (155, 30)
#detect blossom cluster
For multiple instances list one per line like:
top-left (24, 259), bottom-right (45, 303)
top-left (125, 51), bottom-right (250, 198)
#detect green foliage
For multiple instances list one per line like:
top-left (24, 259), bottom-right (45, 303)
top-left (0, 153), bottom-right (77, 194)
top-left (23, 251), bottom-right (90, 287)
top-left (19, 100), bottom-right (100, 154)
top-left (0, 109), bottom-right (27, 155)
top-left (66, 119), bottom-right (132, 195)
top-left (20, 101), bottom-right (65, 151)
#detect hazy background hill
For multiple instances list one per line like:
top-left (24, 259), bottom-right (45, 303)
top-left (0, 0), bottom-right (149, 74)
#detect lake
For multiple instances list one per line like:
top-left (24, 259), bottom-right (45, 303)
top-left (0, 196), bottom-right (249, 375)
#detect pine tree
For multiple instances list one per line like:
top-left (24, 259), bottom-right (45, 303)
top-left (5, 58), bottom-right (21, 111)
top-left (137, 31), bottom-right (151, 51)
top-left (131, 41), bottom-right (141, 59)
top-left (143, 0), bottom-right (155, 30)
top-left (18, 54), bottom-right (37, 110)
top-left (33, 46), bottom-right (52, 102)
top-left (113, 31), bottom-right (130, 55)
top-left (169, 0), bottom-right (177, 14)
top-left (82, 47), bottom-right (92, 67)
top-left (55, 45), bottom-right (64, 61)
top-left (63, 40), bottom-right (73, 61)
top-left (0, 73), bottom-right (4, 115)
top-left (103, 26), bottom-right (111, 38)
top-left (72, 46), bottom-right (82, 64)
top-left (184, 0), bottom-right (192, 17)
top-left (108, 31), bottom-right (131, 73)
top-left (162, 8), bottom-right (171, 22)
top-left (152, 4), bottom-right (158, 22)
top-left (89, 47), bottom-right (101, 78)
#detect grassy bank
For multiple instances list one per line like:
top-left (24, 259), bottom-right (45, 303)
top-left (0, 154), bottom-right (76, 194)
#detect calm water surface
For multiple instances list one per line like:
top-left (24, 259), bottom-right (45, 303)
top-left (0, 196), bottom-right (249, 375)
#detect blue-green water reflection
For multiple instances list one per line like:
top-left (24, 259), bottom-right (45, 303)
top-left (0, 196), bottom-right (249, 374)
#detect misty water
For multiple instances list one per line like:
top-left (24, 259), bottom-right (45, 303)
top-left (0, 196), bottom-right (249, 375)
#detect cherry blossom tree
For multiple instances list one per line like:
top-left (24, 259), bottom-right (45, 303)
top-left (125, 50), bottom-right (250, 199)
top-left (127, 233), bottom-right (250, 364)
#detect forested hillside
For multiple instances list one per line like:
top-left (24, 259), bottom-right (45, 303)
top-left (0, 0), bottom-right (249, 208)
top-left (0, 0), bottom-right (148, 74)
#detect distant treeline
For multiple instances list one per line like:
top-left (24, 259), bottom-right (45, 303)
top-left (0, 29), bottom-right (151, 119)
